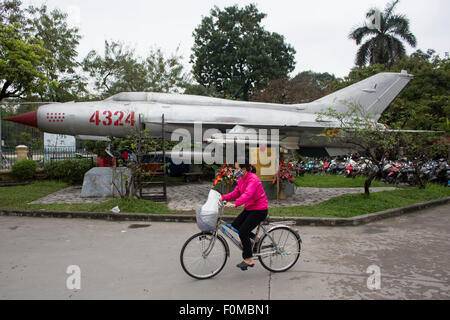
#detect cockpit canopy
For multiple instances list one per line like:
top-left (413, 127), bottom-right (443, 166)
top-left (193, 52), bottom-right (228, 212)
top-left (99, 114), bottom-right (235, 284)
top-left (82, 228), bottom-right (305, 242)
top-left (104, 92), bottom-right (153, 102)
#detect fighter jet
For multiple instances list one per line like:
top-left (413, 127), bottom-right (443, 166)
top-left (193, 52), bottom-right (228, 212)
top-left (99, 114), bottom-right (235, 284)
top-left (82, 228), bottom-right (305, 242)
top-left (5, 71), bottom-right (414, 156)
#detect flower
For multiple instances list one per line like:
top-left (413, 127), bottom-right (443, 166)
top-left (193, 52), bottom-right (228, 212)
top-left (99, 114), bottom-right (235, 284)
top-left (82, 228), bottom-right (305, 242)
top-left (213, 163), bottom-right (238, 186)
top-left (272, 161), bottom-right (295, 184)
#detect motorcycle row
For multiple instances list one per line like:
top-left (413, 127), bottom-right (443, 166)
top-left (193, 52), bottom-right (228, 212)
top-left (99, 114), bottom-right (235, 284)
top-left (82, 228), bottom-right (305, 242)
top-left (295, 156), bottom-right (450, 187)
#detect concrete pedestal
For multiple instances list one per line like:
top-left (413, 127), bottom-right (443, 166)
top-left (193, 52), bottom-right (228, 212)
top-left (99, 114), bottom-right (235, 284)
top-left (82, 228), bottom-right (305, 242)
top-left (262, 180), bottom-right (295, 200)
top-left (15, 145), bottom-right (29, 161)
top-left (81, 167), bottom-right (134, 198)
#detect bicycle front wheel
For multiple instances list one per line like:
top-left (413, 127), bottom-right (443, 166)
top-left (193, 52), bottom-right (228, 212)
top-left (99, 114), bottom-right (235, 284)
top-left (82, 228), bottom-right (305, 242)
top-left (258, 226), bottom-right (301, 272)
top-left (180, 232), bottom-right (228, 280)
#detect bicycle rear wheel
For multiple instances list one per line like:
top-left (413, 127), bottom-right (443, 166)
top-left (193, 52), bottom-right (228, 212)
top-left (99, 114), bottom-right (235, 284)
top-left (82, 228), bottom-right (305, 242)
top-left (258, 226), bottom-right (301, 272)
top-left (180, 232), bottom-right (228, 280)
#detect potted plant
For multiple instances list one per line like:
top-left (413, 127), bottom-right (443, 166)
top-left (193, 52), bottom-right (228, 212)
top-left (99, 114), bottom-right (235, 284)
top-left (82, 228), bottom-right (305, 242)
top-left (271, 161), bottom-right (295, 200)
top-left (85, 141), bottom-right (110, 167)
top-left (213, 163), bottom-right (238, 194)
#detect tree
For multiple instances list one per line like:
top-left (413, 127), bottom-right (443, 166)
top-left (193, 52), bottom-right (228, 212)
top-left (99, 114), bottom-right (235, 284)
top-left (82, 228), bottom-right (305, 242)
top-left (191, 4), bottom-right (296, 101)
top-left (317, 103), bottom-right (448, 194)
top-left (183, 83), bottom-right (221, 97)
top-left (349, 0), bottom-right (416, 67)
top-left (0, 0), bottom-right (25, 26)
top-left (380, 50), bottom-right (450, 132)
top-left (250, 78), bottom-right (291, 104)
top-left (25, 4), bottom-right (85, 102)
top-left (0, 1), bottom-right (84, 102)
top-left (103, 128), bottom-right (178, 199)
top-left (83, 41), bottom-right (190, 99)
top-left (252, 71), bottom-right (335, 104)
top-left (0, 22), bottom-right (52, 101)
top-left (331, 50), bottom-right (450, 132)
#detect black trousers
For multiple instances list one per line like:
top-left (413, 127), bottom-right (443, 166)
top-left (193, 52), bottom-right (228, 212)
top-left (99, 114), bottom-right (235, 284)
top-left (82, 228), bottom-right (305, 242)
top-left (231, 209), bottom-right (268, 259)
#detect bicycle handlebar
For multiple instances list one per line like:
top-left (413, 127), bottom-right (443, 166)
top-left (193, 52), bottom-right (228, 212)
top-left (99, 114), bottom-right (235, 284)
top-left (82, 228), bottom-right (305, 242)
top-left (218, 200), bottom-right (227, 208)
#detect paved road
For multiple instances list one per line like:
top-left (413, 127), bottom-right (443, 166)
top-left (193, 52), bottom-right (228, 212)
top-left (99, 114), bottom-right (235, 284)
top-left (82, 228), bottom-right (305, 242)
top-left (0, 204), bottom-right (449, 299)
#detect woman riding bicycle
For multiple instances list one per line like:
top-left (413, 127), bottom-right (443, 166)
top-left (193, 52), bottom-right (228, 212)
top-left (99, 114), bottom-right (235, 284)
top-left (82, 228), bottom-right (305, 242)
top-left (221, 161), bottom-right (268, 270)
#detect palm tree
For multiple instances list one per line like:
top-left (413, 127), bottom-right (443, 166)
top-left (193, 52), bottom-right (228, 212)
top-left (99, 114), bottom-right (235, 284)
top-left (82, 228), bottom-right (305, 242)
top-left (349, 0), bottom-right (417, 67)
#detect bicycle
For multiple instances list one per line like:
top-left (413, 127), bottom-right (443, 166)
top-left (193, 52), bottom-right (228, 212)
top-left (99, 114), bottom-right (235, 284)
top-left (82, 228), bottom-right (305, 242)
top-left (180, 201), bottom-right (302, 280)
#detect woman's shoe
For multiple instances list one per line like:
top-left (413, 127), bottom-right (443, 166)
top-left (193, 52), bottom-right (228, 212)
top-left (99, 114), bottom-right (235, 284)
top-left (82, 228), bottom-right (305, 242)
top-left (236, 261), bottom-right (255, 270)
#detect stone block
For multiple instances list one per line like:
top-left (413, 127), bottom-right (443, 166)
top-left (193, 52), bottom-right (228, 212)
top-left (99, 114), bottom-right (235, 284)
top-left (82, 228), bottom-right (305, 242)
top-left (81, 167), bottom-right (133, 198)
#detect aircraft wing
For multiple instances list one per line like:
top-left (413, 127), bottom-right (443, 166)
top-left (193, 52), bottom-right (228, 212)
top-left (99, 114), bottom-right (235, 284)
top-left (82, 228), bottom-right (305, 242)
top-left (380, 129), bottom-right (445, 133)
top-left (147, 120), bottom-right (331, 134)
top-left (76, 135), bottom-right (110, 141)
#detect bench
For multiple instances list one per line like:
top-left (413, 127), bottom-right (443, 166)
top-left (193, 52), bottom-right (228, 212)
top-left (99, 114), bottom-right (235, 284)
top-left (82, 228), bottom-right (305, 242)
top-left (183, 172), bottom-right (202, 182)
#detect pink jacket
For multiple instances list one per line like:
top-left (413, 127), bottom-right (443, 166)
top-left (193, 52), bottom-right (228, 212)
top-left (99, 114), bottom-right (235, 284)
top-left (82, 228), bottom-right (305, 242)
top-left (221, 172), bottom-right (268, 210)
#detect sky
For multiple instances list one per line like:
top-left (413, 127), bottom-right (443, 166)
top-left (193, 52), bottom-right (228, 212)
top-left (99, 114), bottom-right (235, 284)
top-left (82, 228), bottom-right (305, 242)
top-left (21, 0), bottom-right (450, 78)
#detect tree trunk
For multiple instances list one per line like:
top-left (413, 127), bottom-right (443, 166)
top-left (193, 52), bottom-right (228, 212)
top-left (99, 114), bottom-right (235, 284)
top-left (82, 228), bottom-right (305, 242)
top-left (242, 79), bottom-right (251, 101)
top-left (364, 171), bottom-right (378, 195)
top-left (0, 81), bottom-right (11, 101)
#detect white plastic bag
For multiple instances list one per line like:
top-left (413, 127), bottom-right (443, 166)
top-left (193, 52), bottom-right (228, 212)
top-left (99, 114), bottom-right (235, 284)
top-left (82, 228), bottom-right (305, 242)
top-left (196, 189), bottom-right (221, 231)
top-left (111, 206), bottom-right (120, 213)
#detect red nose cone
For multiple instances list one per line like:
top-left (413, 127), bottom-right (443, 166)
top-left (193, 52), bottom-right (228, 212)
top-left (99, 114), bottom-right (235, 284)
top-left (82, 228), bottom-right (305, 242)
top-left (4, 111), bottom-right (38, 128)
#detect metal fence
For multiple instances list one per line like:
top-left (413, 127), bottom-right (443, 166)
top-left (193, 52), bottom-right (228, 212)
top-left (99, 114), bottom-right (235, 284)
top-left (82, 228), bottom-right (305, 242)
top-left (0, 147), bottom-right (96, 169)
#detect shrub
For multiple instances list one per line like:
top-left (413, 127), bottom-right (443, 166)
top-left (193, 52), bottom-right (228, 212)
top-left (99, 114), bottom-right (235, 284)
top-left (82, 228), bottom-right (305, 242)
top-left (11, 160), bottom-right (37, 181)
top-left (44, 159), bottom-right (94, 185)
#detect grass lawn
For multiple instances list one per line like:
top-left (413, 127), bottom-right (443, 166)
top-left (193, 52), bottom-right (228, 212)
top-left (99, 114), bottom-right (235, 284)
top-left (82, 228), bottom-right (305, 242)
top-left (0, 181), bottom-right (68, 209)
top-left (0, 181), bottom-right (177, 214)
top-left (295, 174), bottom-right (390, 188)
top-left (26, 198), bottom-right (177, 214)
top-left (268, 184), bottom-right (450, 218)
top-left (1, 179), bottom-right (449, 218)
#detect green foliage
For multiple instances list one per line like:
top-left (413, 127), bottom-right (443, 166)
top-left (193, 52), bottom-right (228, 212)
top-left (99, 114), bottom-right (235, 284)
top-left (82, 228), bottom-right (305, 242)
top-left (317, 102), bottom-right (446, 163)
top-left (201, 163), bottom-right (221, 179)
top-left (252, 71), bottom-right (336, 103)
top-left (332, 50), bottom-right (450, 132)
top-left (110, 129), bottom-right (177, 154)
top-left (349, 0), bottom-right (416, 67)
top-left (191, 4), bottom-right (296, 101)
top-left (0, 1), bottom-right (83, 102)
top-left (183, 83), bottom-right (221, 97)
top-left (17, 131), bottom-right (42, 149)
top-left (0, 21), bottom-right (52, 101)
top-left (317, 102), bottom-right (449, 191)
top-left (27, 198), bottom-right (177, 214)
top-left (25, 4), bottom-right (86, 102)
top-left (0, 100), bottom-right (43, 148)
top-left (83, 41), bottom-right (190, 99)
top-left (84, 140), bottom-right (109, 158)
top-left (0, 0), bottom-right (24, 26)
top-left (11, 159), bottom-right (37, 180)
top-left (294, 174), bottom-right (390, 188)
top-left (0, 180), bottom-right (177, 213)
top-left (106, 128), bottom-right (177, 198)
top-left (268, 184), bottom-right (450, 218)
top-left (44, 159), bottom-right (94, 185)
top-left (0, 180), bottom-right (68, 210)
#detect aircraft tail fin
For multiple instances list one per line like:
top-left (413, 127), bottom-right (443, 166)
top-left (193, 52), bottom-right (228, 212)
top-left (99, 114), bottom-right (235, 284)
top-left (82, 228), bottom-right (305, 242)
top-left (311, 71), bottom-right (414, 121)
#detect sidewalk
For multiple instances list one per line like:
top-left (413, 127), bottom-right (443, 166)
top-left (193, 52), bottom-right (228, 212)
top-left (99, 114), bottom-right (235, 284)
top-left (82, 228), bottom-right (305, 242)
top-left (29, 182), bottom-right (397, 210)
